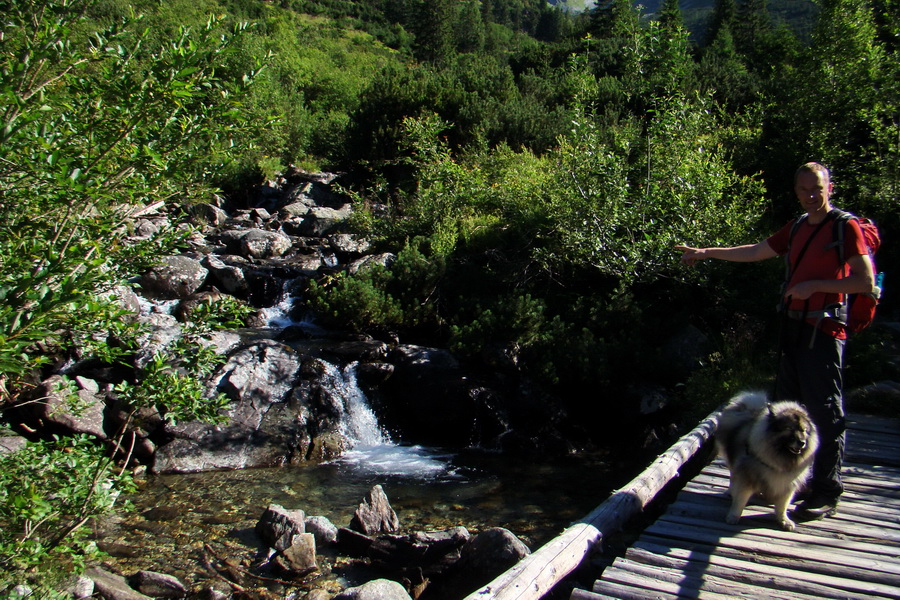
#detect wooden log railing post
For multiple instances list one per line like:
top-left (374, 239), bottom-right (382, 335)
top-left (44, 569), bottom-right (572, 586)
top-left (463, 407), bottom-right (722, 600)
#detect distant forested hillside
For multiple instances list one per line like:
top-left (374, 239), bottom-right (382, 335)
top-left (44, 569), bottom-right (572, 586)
top-left (554, 0), bottom-right (818, 42)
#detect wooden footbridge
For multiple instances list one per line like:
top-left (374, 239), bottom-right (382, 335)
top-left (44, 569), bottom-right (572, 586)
top-left (464, 409), bottom-right (900, 600)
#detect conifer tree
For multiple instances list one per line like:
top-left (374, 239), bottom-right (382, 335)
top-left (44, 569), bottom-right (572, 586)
top-left (699, 25), bottom-right (755, 108)
top-left (455, 0), bottom-right (486, 53)
top-left (659, 0), bottom-right (684, 33)
top-left (411, 0), bottom-right (454, 65)
top-left (733, 0), bottom-right (773, 64)
top-left (706, 0), bottom-right (738, 46)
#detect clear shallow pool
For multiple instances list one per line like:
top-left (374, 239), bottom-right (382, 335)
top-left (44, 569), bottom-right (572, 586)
top-left (97, 445), bottom-right (621, 593)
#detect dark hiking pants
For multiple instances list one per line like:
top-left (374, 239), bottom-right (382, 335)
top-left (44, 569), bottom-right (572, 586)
top-left (775, 317), bottom-right (846, 501)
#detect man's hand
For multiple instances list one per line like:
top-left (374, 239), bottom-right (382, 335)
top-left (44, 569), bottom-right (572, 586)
top-left (674, 245), bottom-right (704, 266)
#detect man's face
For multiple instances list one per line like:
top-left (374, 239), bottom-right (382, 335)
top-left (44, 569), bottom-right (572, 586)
top-left (794, 170), bottom-right (833, 216)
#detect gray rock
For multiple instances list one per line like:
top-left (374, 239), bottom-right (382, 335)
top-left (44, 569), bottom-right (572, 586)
top-left (110, 284), bottom-right (142, 320)
top-left (256, 504), bottom-right (306, 552)
top-left (128, 571), bottom-right (187, 598)
top-left (203, 255), bottom-right (249, 296)
top-left (133, 313), bottom-right (184, 370)
top-left (279, 201), bottom-right (313, 218)
top-left (298, 205), bottom-right (352, 237)
top-left (0, 433), bottom-right (27, 454)
top-left (328, 233), bottom-right (371, 255)
top-left (305, 515), bottom-right (339, 545)
top-left (278, 532), bottom-right (317, 574)
top-left (24, 375), bottom-right (107, 439)
top-left (348, 252), bottom-right (395, 276)
top-left (139, 255), bottom-right (208, 300)
top-left (333, 579), bottom-right (412, 600)
top-left (65, 575), bottom-right (94, 600)
top-left (86, 567), bottom-right (153, 600)
top-left (455, 527), bottom-right (530, 581)
top-left (190, 203), bottom-right (229, 227)
top-left (240, 228), bottom-right (292, 259)
top-left (350, 485), bottom-right (399, 536)
top-left (152, 349), bottom-right (350, 472)
top-left (153, 341), bottom-right (304, 472)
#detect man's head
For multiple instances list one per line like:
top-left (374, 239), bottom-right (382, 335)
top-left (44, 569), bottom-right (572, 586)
top-left (794, 162), bottom-right (833, 219)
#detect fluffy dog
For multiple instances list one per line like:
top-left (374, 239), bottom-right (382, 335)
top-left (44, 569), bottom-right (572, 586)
top-left (715, 391), bottom-right (819, 531)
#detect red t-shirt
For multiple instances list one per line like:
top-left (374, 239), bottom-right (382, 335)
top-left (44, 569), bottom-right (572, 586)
top-left (766, 215), bottom-right (867, 339)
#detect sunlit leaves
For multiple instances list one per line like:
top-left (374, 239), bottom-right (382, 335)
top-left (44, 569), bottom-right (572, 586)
top-left (0, 0), bottom-right (255, 396)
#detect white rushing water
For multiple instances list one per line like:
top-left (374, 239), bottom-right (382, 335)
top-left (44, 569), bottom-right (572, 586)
top-left (327, 362), bottom-right (453, 479)
top-left (260, 281), bottom-right (453, 478)
top-left (259, 282), bottom-right (325, 332)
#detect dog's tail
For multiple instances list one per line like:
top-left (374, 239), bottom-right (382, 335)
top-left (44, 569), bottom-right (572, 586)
top-left (717, 390), bottom-right (769, 438)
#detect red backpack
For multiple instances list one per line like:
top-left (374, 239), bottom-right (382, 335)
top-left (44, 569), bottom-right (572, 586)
top-left (786, 208), bottom-right (883, 332)
top-left (832, 210), bottom-right (883, 332)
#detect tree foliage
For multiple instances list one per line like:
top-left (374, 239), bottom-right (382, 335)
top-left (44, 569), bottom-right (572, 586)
top-left (0, 0), bottom-right (261, 399)
top-left (0, 2), bottom-right (260, 589)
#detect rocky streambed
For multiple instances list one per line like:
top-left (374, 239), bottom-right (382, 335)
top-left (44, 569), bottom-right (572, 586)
top-left (4, 169), bottom-right (644, 600)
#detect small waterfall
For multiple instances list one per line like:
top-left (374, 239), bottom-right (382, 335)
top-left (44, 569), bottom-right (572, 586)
top-left (326, 362), bottom-right (453, 479)
top-left (259, 279), bottom-right (324, 332)
top-left (331, 362), bottom-right (390, 447)
top-left (256, 281), bottom-right (454, 478)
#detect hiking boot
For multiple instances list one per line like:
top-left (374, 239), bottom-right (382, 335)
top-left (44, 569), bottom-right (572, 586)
top-left (792, 496), bottom-right (839, 521)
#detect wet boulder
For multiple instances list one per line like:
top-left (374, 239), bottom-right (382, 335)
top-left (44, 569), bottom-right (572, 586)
top-left (256, 504), bottom-right (306, 552)
top-left (85, 567), bottom-right (152, 600)
top-left (379, 345), bottom-right (510, 448)
top-left (128, 571), bottom-right (187, 598)
top-left (305, 515), bottom-right (339, 546)
top-left (256, 504), bottom-right (318, 574)
top-left (437, 527), bottom-right (530, 598)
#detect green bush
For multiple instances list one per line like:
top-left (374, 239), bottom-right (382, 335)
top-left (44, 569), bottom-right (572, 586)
top-left (116, 335), bottom-right (231, 426)
top-left (0, 436), bottom-right (135, 591)
top-left (307, 243), bottom-right (445, 334)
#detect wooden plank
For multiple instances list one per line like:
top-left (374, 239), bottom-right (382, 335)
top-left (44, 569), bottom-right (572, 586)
top-left (643, 518), bottom-right (900, 568)
top-left (636, 534), bottom-right (900, 588)
top-left (568, 590), bottom-right (612, 600)
top-left (624, 543), bottom-right (900, 599)
top-left (596, 559), bottom-right (825, 600)
top-left (602, 556), bottom-right (870, 600)
top-left (846, 414), bottom-right (900, 433)
top-left (666, 497), bottom-right (900, 541)
top-left (567, 412), bottom-right (900, 600)
top-left (590, 578), bottom-right (708, 600)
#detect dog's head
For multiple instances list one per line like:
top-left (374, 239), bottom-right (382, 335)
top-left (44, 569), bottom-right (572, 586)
top-left (767, 404), bottom-right (817, 457)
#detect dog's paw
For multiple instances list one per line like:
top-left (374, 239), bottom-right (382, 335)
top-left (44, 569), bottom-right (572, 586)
top-left (779, 518), bottom-right (796, 532)
top-left (725, 513), bottom-right (741, 525)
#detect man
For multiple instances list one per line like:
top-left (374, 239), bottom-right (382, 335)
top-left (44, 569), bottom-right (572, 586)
top-left (675, 162), bottom-right (876, 520)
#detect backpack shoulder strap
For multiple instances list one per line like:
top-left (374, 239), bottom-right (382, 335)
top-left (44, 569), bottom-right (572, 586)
top-left (828, 208), bottom-right (856, 266)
